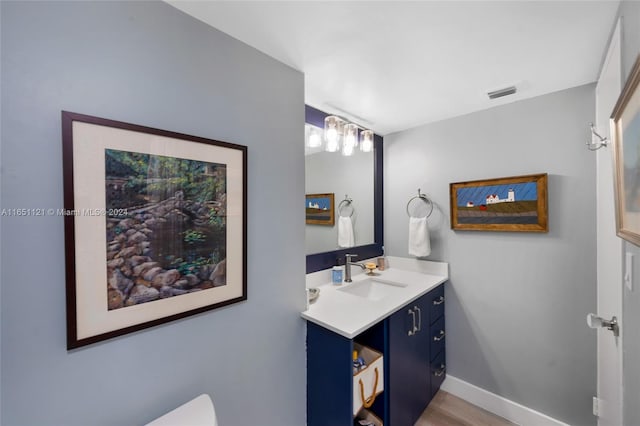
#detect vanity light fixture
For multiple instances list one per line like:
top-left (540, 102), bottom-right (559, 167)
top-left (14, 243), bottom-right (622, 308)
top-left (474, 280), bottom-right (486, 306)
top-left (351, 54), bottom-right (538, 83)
top-left (342, 123), bottom-right (358, 156)
top-left (324, 115), bottom-right (343, 152)
top-left (307, 125), bottom-right (322, 148)
top-left (587, 122), bottom-right (609, 151)
top-left (312, 114), bottom-right (374, 155)
top-left (360, 129), bottom-right (374, 153)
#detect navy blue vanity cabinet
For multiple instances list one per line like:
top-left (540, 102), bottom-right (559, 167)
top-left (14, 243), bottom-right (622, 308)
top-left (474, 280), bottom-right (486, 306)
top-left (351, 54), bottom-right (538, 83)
top-left (307, 320), bottom-right (387, 426)
top-left (306, 282), bottom-right (445, 426)
top-left (387, 283), bottom-right (446, 426)
top-left (307, 322), bottom-right (354, 426)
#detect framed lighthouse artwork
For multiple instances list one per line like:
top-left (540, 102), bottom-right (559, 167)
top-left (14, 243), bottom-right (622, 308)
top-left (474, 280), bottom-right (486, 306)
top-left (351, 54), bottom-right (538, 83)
top-left (450, 173), bottom-right (548, 232)
top-left (305, 193), bottom-right (335, 226)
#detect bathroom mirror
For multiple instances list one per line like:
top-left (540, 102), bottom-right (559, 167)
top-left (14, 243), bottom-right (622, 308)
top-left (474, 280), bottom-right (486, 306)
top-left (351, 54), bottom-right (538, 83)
top-left (305, 105), bottom-right (383, 273)
top-left (305, 127), bottom-right (374, 253)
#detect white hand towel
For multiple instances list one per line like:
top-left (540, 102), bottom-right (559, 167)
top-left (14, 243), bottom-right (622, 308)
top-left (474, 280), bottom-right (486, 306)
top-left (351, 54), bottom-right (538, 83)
top-left (338, 216), bottom-right (355, 248)
top-left (408, 216), bottom-right (431, 257)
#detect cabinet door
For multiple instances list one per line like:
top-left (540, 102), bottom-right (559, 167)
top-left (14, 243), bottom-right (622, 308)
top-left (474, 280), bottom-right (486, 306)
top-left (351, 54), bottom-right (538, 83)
top-left (388, 304), bottom-right (419, 426)
top-left (388, 293), bottom-right (432, 426)
top-left (411, 294), bottom-right (433, 419)
top-left (306, 322), bottom-right (353, 426)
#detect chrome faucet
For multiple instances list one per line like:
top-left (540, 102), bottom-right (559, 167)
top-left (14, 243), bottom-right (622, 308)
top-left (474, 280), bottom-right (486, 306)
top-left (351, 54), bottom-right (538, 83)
top-left (344, 254), bottom-right (366, 282)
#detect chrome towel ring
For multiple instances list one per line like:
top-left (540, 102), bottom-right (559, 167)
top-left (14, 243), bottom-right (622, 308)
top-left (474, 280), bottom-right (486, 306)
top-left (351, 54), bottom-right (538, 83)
top-left (406, 189), bottom-right (433, 218)
top-left (338, 195), bottom-right (354, 218)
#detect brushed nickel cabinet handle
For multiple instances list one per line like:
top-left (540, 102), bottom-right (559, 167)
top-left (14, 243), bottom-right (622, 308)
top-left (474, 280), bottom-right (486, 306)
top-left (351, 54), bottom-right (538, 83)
top-left (415, 306), bottom-right (422, 332)
top-left (433, 296), bottom-right (444, 305)
top-left (408, 309), bottom-right (416, 336)
top-left (434, 364), bottom-right (446, 377)
top-left (433, 330), bottom-right (445, 341)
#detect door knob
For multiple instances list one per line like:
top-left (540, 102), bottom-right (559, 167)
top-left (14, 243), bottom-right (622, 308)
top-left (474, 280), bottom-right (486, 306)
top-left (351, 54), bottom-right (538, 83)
top-left (587, 313), bottom-right (619, 337)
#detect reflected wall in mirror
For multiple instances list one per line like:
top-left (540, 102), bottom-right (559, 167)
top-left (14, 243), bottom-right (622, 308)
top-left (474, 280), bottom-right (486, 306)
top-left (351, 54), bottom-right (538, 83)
top-left (305, 105), bottom-right (383, 273)
top-left (305, 123), bottom-right (374, 254)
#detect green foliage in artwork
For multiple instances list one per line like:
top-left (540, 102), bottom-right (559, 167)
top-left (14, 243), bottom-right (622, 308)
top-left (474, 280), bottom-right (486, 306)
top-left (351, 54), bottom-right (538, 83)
top-left (166, 251), bottom-right (223, 277)
top-left (105, 149), bottom-right (227, 205)
top-left (183, 229), bottom-right (206, 244)
top-left (208, 212), bottom-right (226, 228)
top-left (168, 256), bottom-right (209, 276)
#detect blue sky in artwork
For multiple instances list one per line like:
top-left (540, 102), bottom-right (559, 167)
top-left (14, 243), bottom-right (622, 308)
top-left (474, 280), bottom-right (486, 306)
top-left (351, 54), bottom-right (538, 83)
top-left (307, 196), bottom-right (331, 210)
top-left (457, 182), bottom-right (537, 206)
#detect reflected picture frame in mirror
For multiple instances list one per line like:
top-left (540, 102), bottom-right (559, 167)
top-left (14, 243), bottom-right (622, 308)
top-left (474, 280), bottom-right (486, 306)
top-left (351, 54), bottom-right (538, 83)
top-left (305, 105), bottom-right (383, 273)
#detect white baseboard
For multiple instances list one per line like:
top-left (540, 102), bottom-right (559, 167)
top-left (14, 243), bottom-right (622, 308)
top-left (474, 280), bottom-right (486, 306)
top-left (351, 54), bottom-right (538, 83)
top-left (441, 375), bottom-right (570, 426)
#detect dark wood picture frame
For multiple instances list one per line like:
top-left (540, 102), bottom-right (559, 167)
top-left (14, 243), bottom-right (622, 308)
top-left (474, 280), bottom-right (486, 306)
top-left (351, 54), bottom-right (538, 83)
top-left (612, 55), bottom-right (640, 246)
top-left (62, 111), bottom-right (247, 349)
top-left (450, 173), bottom-right (548, 232)
top-left (305, 193), bottom-right (335, 226)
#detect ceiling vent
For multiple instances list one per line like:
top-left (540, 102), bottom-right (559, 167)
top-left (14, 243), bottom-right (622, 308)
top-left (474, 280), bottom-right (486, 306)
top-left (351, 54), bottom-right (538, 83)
top-left (487, 86), bottom-right (517, 100)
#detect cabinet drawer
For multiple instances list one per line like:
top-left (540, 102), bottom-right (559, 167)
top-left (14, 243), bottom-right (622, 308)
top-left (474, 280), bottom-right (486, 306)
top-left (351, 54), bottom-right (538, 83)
top-left (428, 285), bottom-right (445, 324)
top-left (430, 349), bottom-right (446, 397)
top-left (429, 316), bottom-right (445, 360)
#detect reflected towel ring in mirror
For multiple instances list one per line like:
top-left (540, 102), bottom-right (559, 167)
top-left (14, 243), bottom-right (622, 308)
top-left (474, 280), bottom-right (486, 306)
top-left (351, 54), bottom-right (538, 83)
top-left (338, 195), bottom-right (354, 218)
top-left (406, 189), bottom-right (433, 218)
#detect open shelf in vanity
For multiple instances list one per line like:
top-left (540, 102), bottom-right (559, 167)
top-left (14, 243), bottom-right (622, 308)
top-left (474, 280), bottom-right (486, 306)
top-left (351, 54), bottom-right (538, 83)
top-left (307, 319), bottom-right (388, 425)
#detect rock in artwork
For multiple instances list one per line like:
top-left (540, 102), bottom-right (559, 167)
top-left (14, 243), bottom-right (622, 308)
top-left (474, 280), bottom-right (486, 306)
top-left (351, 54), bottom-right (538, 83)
top-left (104, 148), bottom-right (227, 310)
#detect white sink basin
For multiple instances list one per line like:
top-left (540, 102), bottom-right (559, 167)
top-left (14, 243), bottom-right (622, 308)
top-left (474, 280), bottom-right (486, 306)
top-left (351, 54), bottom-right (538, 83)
top-left (337, 277), bottom-right (407, 301)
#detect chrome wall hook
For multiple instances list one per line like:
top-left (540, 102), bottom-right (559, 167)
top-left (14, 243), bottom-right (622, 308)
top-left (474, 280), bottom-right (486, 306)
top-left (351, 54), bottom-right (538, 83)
top-left (587, 123), bottom-right (609, 151)
top-left (587, 313), bottom-right (619, 337)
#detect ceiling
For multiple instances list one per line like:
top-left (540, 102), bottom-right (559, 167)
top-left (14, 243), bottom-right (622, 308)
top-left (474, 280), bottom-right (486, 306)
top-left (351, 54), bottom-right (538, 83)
top-left (167, 1), bottom-right (620, 135)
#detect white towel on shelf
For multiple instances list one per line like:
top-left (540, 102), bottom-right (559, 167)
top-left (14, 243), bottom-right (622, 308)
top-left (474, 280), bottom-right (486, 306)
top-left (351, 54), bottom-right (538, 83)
top-left (408, 216), bottom-right (431, 257)
top-left (338, 216), bottom-right (355, 248)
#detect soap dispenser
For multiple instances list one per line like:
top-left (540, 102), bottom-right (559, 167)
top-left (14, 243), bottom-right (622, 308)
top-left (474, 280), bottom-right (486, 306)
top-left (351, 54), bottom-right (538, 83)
top-left (332, 260), bottom-right (343, 285)
top-left (376, 246), bottom-right (388, 271)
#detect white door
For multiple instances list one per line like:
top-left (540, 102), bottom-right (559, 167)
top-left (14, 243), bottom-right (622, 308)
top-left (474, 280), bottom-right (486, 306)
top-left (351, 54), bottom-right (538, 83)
top-left (594, 17), bottom-right (623, 426)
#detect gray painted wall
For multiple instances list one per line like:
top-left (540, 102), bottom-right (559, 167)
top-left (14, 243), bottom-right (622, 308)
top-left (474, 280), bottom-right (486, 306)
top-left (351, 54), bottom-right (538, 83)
top-left (384, 85), bottom-right (597, 425)
top-left (617, 1), bottom-right (640, 424)
top-left (0, 2), bottom-right (305, 425)
top-left (305, 150), bottom-right (375, 254)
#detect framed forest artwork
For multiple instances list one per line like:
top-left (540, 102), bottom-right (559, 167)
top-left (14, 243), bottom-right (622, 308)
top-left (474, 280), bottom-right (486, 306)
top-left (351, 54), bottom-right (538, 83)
top-left (62, 111), bottom-right (247, 349)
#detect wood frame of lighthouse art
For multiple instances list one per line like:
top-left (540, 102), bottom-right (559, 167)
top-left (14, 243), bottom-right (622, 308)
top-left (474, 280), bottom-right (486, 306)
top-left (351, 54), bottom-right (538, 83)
top-left (305, 193), bottom-right (335, 226)
top-left (450, 173), bottom-right (548, 232)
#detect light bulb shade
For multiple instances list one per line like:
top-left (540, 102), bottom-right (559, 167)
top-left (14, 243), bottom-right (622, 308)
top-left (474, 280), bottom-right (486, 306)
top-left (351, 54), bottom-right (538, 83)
top-left (307, 126), bottom-right (322, 148)
top-left (360, 129), bottom-right (374, 153)
top-left (342, 123), bottom-right (358, 156)
top-left (324, 116), bottom-right (343, 152)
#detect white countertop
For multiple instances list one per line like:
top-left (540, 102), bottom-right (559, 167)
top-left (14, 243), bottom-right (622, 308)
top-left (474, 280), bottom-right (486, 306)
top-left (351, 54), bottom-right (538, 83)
top-left (301, 259), bottom-right (448, 339)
